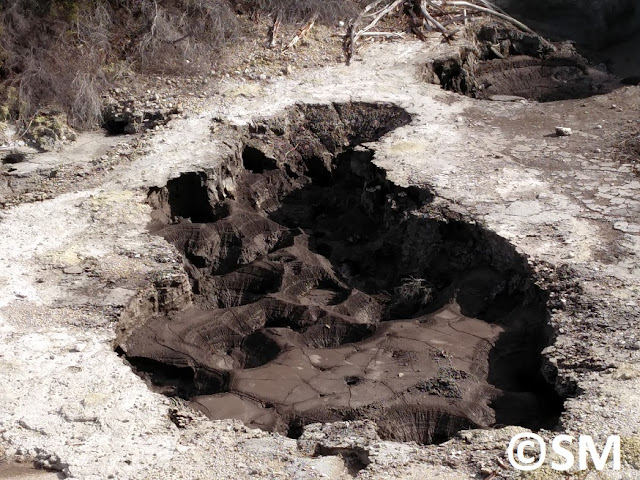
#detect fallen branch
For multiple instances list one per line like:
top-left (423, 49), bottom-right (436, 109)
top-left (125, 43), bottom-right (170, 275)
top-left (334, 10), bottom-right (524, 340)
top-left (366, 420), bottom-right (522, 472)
top-left (283, 13), bottom-right (317, 51)
top-left (341, 0), bottom-right (551, 65)
top-left (440, 13), bottom-right (470, 27)
top-left (442, 1), bottom-right (535, 34)
top-left (344, 0), bottom-right (387, 65)
top-left (355, 0), bottom-right (403, 41)
top-left (474, 0), bottom-right (507, 15)
top-left (419, 0), bottom-right (456, 40)
top-left (407, 6), bottom-right (430, 37)
top-left (359, 31), bottom-right (407, 38)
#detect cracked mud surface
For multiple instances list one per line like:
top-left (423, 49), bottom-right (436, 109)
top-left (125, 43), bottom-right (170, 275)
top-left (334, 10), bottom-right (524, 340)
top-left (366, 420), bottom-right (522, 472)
top-left (118, 103), bottom-right (562, 443)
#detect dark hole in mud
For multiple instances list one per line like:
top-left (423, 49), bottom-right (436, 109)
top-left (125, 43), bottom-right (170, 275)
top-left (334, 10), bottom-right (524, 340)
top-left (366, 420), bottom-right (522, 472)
top-left (344, 376), bottom-right (363, 386)
top-left (242, 146), bottom-right (277, 173)
top-left (2, 152), bottom-right (26, 164)
top-left (117, 102), bottom-right (563, 445)
top-left (103, 118), bottom-right (129, 135)
top-left (147, 172), bottom-right (216, 225)
top-left (428, 23), bottom-right (622, 102)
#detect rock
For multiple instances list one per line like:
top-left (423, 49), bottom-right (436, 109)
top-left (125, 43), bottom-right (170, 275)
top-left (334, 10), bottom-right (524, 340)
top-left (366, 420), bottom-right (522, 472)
top-left (297, 420), bottom-right (380, 458)
top-left (70, 343), bottom-right (86, 353)
top-left (613, 221), bottom-right (640, 233)
top-left (1, 146), bottom-right (37, 164)
top-left (63, 266), bottom-right (84, 275)
top-left (612, 364), bottom-right (640, 380)
top-left (555, 126), bottom-right (572, 136)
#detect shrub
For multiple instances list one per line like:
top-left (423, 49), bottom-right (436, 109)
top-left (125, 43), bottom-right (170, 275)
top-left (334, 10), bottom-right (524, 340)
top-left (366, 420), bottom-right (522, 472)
top-left (249, 0), bottom-right (365, 23)
top-left (0, 0), bottom-right (367, 128)
top-left (128, 0), bottom-right (239, 74)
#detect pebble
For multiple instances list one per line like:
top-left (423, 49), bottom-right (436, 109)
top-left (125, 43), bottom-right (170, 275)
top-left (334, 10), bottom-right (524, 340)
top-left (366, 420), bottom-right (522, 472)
top-left (555, 126), bottom-right (572, 136)
top-left (63, 265), bottom-right (84, 275)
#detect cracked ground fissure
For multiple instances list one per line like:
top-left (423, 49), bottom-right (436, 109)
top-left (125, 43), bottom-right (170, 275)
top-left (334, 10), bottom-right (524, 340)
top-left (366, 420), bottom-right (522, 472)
top-left (116, 102), bottom-right (563, 445)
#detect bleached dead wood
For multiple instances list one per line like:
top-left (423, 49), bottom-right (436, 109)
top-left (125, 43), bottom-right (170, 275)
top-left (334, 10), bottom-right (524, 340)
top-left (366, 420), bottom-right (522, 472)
top-left (355, 0), bottom-right (404, 41)
top-left (283, 13), bottom-right (318, 51)
top-left (359, 31), bottom-right (407, 38)
top-left (267, 12), bottom-right (281, 49)
top-left (474, 0), bottom-right (507, 15)
top-left (419, 0), bottom-right (452, 37)
top-left (442, 1), bottom-right (535, 34)
top-left (342, 0), bottom-right (551, 64)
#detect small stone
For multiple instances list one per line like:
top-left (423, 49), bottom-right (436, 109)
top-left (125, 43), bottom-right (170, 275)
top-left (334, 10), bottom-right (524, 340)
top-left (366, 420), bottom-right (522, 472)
top-left (63, 265), bottom-right (83, 275)
top-left (555, 126), bottom-right (572, 136)
top-left (613, 364), bottom-right (640, 380)
top-left (595, 124), bottom-right (603, 129)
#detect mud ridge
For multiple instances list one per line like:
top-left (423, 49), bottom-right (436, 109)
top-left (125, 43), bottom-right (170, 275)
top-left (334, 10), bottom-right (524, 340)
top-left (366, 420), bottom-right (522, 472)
top-left (116, 102), bottom-right (563, 444)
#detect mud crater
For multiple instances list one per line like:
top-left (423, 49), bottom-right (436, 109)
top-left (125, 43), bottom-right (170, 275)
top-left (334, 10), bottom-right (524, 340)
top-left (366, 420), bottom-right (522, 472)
top-left (428, 23), bottom-right (620, 102)
top-left (117, 102), bottom-right (563, 444)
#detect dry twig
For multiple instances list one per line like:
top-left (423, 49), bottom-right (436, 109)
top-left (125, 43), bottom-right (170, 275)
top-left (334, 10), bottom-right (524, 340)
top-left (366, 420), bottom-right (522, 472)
top-left (283, 13), bottom-right (317, 51)
top-left (342, 0), bottom-right (550, 64)
top-left (355, 0), bottom-right (404, 42)
top-left (442, 1), bottom-right (535, 34)
top-left (419, 0), bottom-right (456, 40)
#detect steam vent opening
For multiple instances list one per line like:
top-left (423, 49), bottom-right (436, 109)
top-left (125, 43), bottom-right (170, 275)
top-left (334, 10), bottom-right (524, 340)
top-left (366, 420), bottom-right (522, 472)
top-left (117, 102), bottom-right (564, 444)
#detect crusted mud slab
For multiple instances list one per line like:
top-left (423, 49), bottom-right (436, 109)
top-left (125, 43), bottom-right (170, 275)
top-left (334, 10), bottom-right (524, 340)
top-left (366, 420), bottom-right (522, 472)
top-left (117, 103), bottom-right (561, 443)
top-left (0, 36), bottom-right (639, 480)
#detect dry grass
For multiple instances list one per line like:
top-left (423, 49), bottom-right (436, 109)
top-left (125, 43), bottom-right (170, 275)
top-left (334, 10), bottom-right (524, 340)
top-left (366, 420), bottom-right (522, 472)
top-left (251, 0), bottom-right (366, 22)
top-left (130, 0), bottom-right (239, 73)
top-left (1, 0), bottom-right (365, 130)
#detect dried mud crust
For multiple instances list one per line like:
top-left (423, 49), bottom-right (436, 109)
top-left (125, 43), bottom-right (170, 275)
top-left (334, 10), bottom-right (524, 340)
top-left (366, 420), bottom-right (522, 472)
top-left (117, 102), bottom-right (563, 444)
top-left (426, 22), bottom-right (621, 102)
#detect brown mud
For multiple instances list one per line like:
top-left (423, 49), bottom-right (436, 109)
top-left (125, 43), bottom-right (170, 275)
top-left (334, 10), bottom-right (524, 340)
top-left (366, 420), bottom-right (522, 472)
top-left (116, 102), bottom-right (563, 444)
